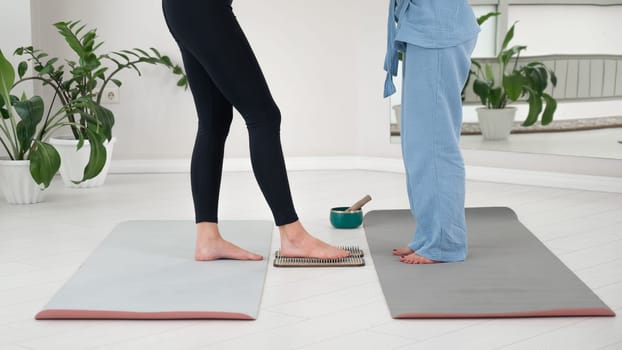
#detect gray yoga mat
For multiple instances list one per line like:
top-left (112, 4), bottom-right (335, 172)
top-left (364, 207), bottom-right (615, 318)
top-left (36, 220), bottom-right (273, 320)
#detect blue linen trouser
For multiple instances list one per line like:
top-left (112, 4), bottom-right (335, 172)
top-left (400, 38), bottom-right (477, 262)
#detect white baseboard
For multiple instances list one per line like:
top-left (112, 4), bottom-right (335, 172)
top-left (109, 156), bottom-right (622, 193)
top-left (109, 157), bottom-right (406, 174)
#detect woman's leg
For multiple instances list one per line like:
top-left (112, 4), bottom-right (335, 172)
top-left (163, 0), bottom-right (348, 259)
top-left (396, 38), bottom-right (476, 264)
top-left (179, 46), bottom-right (233, 225)
top-left (177, 47), bottom-right (262, 260)
top-left (164, 0), bottom-right (297, 225)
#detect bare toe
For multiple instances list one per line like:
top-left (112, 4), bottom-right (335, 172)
top-left (399, 252), bottom-right (437, 265)
top-left (392, 247), bottom-right (414, 256)
top-left (244, 252), bottom-right (264, 261)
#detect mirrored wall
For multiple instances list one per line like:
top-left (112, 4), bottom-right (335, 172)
top-left (390, 0), bottom-right (622, 161)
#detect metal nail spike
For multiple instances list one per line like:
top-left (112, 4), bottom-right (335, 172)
top-left (273, 245), bottom-right (366, 267)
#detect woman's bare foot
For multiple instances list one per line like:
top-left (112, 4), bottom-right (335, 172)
top-left (279, 221), bottom-right (350, 259)
top-left (392, 247), bottom-right (414, 256)
top-left (195, 222), bottom-right (263, 261)
top-left (399, 252), bottom-right (438, 264)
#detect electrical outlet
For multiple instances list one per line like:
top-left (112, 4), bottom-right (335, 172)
top-left (102, 87), bottom-right (120, 104)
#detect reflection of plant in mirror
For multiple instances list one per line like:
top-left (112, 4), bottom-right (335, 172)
top-left (460, 12), bottom-right (499, 101)
top-left (469, 15), bottom-right (558, 127)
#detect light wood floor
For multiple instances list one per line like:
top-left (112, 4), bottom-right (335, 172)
top-left (1, 170), bottom-right (621, 350)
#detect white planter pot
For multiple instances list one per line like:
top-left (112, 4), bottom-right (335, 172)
top-left (476, 107), bottom-right (517, 140)
top-left (0, 160), bottom-right (45, 204)
top-left (392, 104), bottom-right (402, 132)
top-left (50, 136), bottom-right (116, 188)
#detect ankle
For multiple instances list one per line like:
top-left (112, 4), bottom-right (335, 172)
top-left (196, 222), bottom-right (222, 241)
top-left (278, 220), bottom-right (307, 241)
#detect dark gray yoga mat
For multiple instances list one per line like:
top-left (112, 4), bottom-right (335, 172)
top-left (36, 220), bottom-right (273, 320)
top-left (364, 207), bottom-right (615, 318)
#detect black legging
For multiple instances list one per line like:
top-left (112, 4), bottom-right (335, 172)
top-left (162, 0), bottom-right (299, 226)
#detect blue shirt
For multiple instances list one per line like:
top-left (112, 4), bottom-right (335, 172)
top-left (384, 0), bottom-right (480, 97)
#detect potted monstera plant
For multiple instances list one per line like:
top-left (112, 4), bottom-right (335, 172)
top-left (14, 20), bottom-right (187, 188)
top-left (0, 50), bottom-right (108, 204)
top-left (470, 20), bottom-right (558, 140)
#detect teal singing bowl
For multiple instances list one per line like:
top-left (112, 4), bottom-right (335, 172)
top-left (330, 207), bottom-right (363, 229)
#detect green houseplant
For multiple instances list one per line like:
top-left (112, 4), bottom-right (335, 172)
top-left (14, 20), bottom-right (187, 187)
top-left (0, 50), bottom-right (108, 203)
top-left (470, 17), bottom-right (558, 140)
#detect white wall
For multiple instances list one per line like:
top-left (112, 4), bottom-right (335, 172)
top-left (30, 0), bottom-right (379, 160)
top-left (0, 0), bottom-right (32, 90)
top-left (25, 1), bottom-right (622, 162)
top-left (0, 0), bottom-right (32, 158)
top-left (508, 5), bottom-right (622, 55)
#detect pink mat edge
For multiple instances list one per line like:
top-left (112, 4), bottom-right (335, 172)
top-left (35, 309), bottom-right (255, 320)
top-left (395, 307), bottom-right (616, 319)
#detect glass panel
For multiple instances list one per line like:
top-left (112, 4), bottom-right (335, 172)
top-left (461, 4), bottom-right (622, 160)
top-left (391, 3), bottom-right (622, 161)
top-left (508, 5), bottom-right (622, 55)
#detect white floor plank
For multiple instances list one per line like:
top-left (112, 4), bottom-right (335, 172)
top-left (577, 260), bottom-right (622, 290)
top-left (17, 321), bottom-right (191, 350)
top-left (296, 330), bottom-right (413, 350)
top-left (92, 311), bottom-right (303, 350)
top-left (395, 318), bottom-right (585, 350)
top-left (199, 301), bottom-right (392, 350)
top-left (261, 268), bottom-right (377, 308)
top-left (597, 282), bottom-right (622, 311)
top-left (558, 239), bottom-right (622, 271)
top-left (599, 340), bottom-right (622, 350)
top-left (500, 307), bottom-right (622, 350)
top-left (0, 282), bottom-right (64, 308)
top-left (370, 318), bottom-right (485, 342)
top-left (545, 231), bottom-right (622, 255)
top-left (0, 263), bottom-right (40, 277)
top-left (1, 345), bottom-right (32, 350)
top-left (0, 319), bottom-right (93, 348)
top-left (1, 300), bottom-right (48, 326)
top-left (264, 281), bottom-right (383, 319)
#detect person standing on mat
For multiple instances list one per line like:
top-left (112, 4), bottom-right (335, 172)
top-left (162, 0), bottom-right (349, 261)
top-left (383, 0), bottom-right (480, 264)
